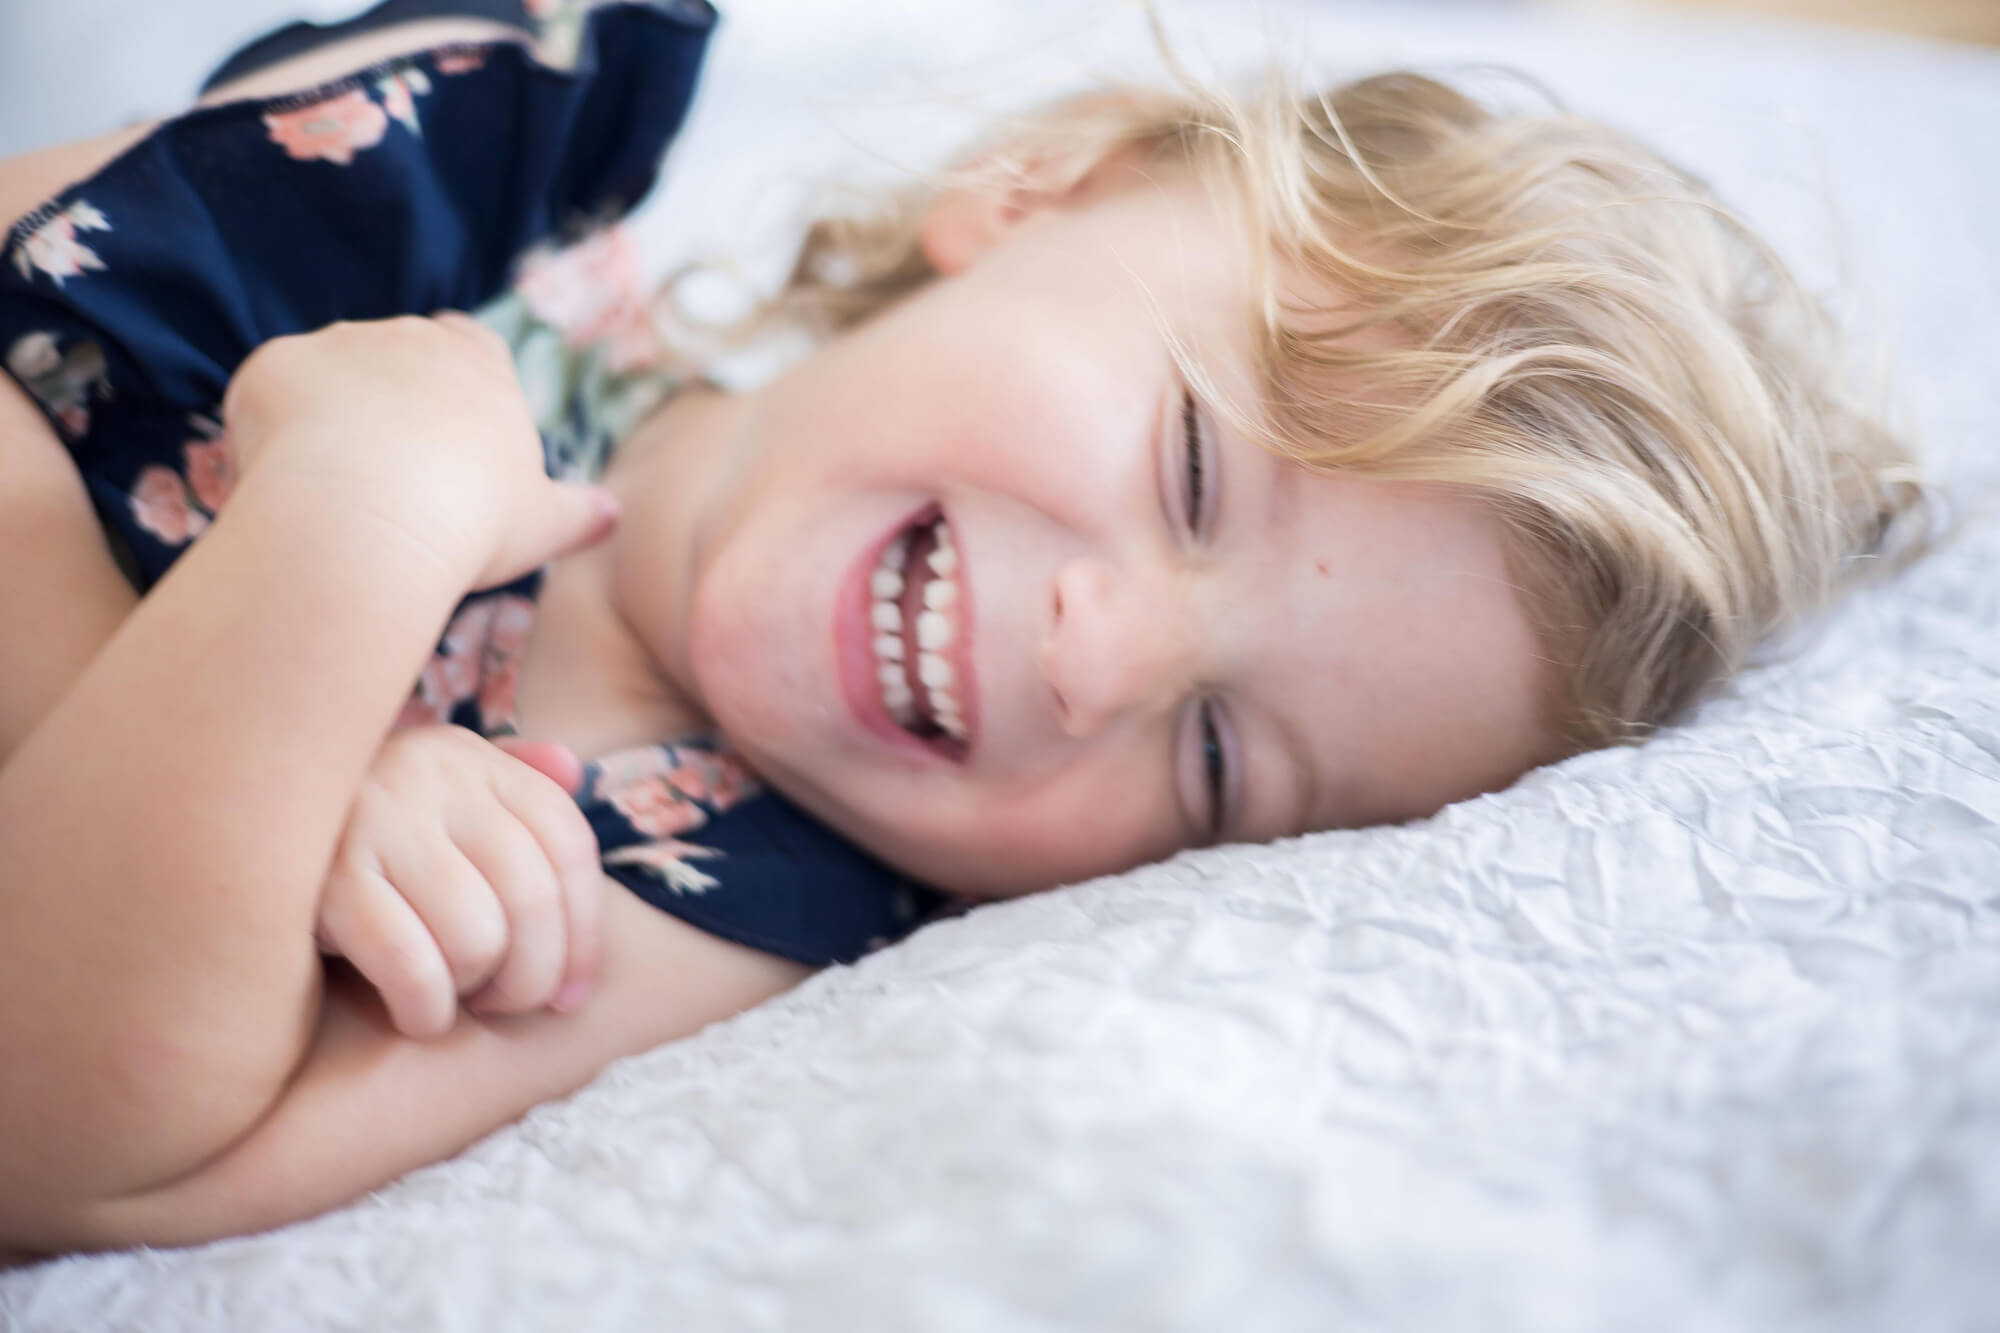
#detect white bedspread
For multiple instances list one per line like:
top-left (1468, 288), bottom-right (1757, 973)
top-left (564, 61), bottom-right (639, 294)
top-left (6, 2), bottom-right (1998, 1328)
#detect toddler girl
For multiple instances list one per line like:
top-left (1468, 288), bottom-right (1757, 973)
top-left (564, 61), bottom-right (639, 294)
top-left (0, 0), bottom-right (1921, 1256)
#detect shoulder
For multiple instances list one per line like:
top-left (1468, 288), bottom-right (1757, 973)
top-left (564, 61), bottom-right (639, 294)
top-left (0, 368), bottom-right (137, 759)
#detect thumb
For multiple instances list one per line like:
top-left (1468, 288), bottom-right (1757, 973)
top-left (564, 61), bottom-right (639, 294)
top-left (477, 483), bottom-right (620, 588)
top-left (492, 736), bottom-right (585, 796)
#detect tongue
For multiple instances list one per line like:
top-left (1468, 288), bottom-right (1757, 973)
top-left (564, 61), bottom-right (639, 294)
top-left (898, 520), bottom-right (942, 730)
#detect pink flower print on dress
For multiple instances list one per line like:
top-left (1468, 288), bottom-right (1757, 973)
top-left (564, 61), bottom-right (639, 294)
top-left (7, 334), bottom-right (59, 383)
top-left (513, 226), bottom-right (664, 372)
top-left (435, 600), bottom-right (496, 698)
top-left (590, 743), bottom-right (758, 896)
top-left (264, 90), bottom-right (390, 166)
top-left (125, 417), bottom-right (236, 550)
top-left (476, 594), bottom-right (537, 733)
top-left (650, 751), bottom-right (711, 803)
top-left (396, 594), bottom-right (538, 731)
top-left (591, 747), bottom-right (710, 839)
top-left (590, 746), bottom-right (672, 795)
top-left (12, 201), bottom-right (110, 286)
top-left (435, 48), bottom-right (486, 76)
top-left (610, 779), bottom-right (709, 839)
top-left (5, 331), bottom-right (108, 439)
top-left (129, 465), bottom-right (209, 545)
top-left (376, 68), bottom-right (431, 136)
top-left (182, 417), bottom-right (237, 513)
top-left (399, 599), bottom-right (494, 728)
top-left (664, 744), bottom-right (759, 812)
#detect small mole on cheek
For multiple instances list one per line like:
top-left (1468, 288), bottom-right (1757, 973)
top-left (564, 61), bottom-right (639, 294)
top-left (1315, 561), bottom-right (1329, 577)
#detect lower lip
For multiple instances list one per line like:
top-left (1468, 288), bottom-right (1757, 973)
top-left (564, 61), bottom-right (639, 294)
top-left (835, 502), bottom-right (965, 761)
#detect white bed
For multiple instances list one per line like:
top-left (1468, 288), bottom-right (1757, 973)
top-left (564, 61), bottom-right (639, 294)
top-left (4, 1), bottom-right (1999, 1328)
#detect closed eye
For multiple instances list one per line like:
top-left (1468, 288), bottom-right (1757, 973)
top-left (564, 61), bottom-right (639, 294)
top-left (1175, 386), bottom-right (1228, 837)
top-left (1199, 699), bottom-right (1227, 839)
top-left (1181, 387), bottom-right (1206, 534)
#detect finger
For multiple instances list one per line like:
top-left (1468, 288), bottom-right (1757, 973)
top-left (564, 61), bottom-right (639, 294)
top-left (476, 484), bottom-right (620, 590)
top-left (382, 832), bottom-right (512, 996)
top-left (491, 755), bottom-right (604, 1014)
top-left (318, 861), bottom-right (458, 1039)
top-left (452, 801), bottom-right (569, 1017)
top-left (491, 736), bottom-right (584, 797)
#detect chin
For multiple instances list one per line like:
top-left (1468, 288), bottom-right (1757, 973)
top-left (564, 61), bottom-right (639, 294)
top-left (688, 615), bottom-right (790, 756)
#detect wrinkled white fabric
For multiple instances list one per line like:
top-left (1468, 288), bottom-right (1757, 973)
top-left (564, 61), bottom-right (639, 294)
top-left (6, 2), bottom-right (1998, 1329)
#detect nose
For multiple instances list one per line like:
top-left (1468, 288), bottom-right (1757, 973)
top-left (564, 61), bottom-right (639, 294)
top-left (1040, 555), bottom-right (1194, 740)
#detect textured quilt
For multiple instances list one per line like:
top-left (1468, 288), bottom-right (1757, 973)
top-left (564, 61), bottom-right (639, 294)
top-left (5, 1), bottom-right (1998, 1329)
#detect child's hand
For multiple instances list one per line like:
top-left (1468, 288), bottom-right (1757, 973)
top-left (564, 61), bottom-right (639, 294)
top-left (222, 313), bottom-right (617, 591)
top-left (315, 725), bottom-right (606, 1038)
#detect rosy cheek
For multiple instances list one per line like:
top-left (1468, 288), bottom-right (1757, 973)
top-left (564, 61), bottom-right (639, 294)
top-left (972, 780), bottom-right (1174, 890)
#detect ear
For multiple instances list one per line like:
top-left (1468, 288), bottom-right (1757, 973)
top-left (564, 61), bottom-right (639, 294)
top-left (918, 176), bottom-right (1051, 277)
top-left (919, 139), bottom-right (1142, 276)
top-left (918, 96), bottom-right (1159, 276)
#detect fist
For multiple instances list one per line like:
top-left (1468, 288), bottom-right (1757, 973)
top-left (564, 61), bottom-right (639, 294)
top-left (223, 313), bottom-right (618, 591)
top-left (316, 724), bottom-right (606, 1038)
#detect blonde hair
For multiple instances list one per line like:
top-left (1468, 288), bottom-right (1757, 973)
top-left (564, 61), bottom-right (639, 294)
top-left (684, 62), bottom-right (1928, 754)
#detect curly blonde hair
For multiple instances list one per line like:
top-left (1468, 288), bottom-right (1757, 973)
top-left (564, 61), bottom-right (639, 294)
top-left (680, 60), bottom-right (1927, 755)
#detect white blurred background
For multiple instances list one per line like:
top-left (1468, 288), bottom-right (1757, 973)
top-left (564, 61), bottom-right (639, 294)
top-left (0, 0), bottom-right (356, 156)
top-left (1, 0), bottom-right (1991, 163)
top-left (1, 9), bottom-right (1997, 1325)
top-left (2, 0), bottom-right (1995, 484)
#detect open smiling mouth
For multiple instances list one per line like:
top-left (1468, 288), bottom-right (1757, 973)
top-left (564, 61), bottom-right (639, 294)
top-left (869, 505), bottom-right (968, 745)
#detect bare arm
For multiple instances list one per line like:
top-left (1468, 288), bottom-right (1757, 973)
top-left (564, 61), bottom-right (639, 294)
top-left (0, 148), bottom-right (488, 1232)
top-left (46, 886), bottom-right (810, 1256)
top-left (0, 18), bottom-right (630, 1249)
top-left (0, 118), bottom-right (171, 754)
top-left (0, 313), bottom-right (613, 1245)
top-left (0, 418), bottom-right (476, 1217)
top-left (0, 380), bottom-right (138, 757)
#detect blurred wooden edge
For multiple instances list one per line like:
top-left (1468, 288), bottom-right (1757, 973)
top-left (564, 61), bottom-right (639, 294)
top-left (1550, 0), bottom-right (2000, 47)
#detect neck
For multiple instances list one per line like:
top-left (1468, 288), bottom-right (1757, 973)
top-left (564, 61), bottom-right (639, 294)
top-left (510, 382), bottom-right (749, 757)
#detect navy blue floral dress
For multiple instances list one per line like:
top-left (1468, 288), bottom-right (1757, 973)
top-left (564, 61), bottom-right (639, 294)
top-left (0, 0), bottom-right (945, 966)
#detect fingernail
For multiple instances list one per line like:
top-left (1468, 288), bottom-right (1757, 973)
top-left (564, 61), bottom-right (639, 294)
top-left (590, 488), bottom-right (622, 533)
top-left (553, 978), bottom-right (593, 1013)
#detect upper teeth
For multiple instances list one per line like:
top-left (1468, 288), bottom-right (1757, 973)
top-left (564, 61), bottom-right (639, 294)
top-left (872, 516), bottom-right (966, 740)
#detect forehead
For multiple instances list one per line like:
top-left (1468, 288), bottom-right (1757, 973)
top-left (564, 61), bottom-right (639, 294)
top-left (1075, 167), bottom-right (1378, 422)
top-left (1055, 160), bottom-right (1254, 303)
top-left (1060, 168), bottom-right (1558, 829)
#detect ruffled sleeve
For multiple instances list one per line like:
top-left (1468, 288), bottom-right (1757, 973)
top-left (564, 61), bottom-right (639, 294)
top-left (0, 0), bottom-right (714, 587)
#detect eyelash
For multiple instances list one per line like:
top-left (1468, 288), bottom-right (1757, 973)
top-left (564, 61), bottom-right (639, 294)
top-left (1179, 387), bottom-right (1227, 835)
top-left (1181, 387), bottom-right (1206, 533)
top-left (1199, 700), bottom-right (1226, 839)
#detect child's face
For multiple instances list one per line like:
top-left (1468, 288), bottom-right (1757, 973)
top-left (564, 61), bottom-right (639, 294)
top-left (629, 161), bottom-right (1555, 898)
